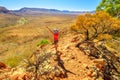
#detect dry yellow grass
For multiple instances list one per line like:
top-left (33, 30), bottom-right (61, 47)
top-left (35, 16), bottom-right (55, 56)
top-left (0, 14), bottom-right (76, 67)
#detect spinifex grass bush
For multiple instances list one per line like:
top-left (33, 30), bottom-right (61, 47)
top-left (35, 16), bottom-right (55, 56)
top-left (106, 39), bottom-right (120, 52)
top-left (3, 53), bottom-right (22, 67)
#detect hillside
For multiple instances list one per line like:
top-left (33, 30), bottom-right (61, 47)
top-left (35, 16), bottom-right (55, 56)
top-left (0, 6), bottom-right (20, 28)
top-left (0, 32), bottom-right (94, 80)
top-left (0, 14), bottom-right (19, 28)
top-left (0, 31), bottom-right (120, 80)
top-left (0, 6), bottom-right (10, 13)
top-left (0, 14), bottom-right (76, 65)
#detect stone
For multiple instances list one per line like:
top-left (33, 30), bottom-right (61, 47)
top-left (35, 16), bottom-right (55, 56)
top-left (0, 62), bottom-right (7, 69)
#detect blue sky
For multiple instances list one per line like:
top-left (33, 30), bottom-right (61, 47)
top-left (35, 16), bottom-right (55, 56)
top-left (0, 0), bottom-right (101, 11)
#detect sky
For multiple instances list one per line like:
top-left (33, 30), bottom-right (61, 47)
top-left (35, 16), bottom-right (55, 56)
top-left (0, 0), bottom-right (101, 11)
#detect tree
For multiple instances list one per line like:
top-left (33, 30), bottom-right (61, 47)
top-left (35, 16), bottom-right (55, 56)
top-left (71, 11), bottom-right (120, 41)
top-left (96, 0), bottom-right (120, 18)
top-left (71, 12), bottom-right (120, 80)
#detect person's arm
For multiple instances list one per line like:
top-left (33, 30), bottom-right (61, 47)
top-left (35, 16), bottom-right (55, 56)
top-left (59, 28), bottom-right (64, 35)
top-left (46, 26), bottom-right (53, 34)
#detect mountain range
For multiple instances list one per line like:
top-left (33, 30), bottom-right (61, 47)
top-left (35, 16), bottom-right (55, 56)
top-left (0, 6), bottom-right (95, 15)
top-left (0, 6), bottom-right (10, 13)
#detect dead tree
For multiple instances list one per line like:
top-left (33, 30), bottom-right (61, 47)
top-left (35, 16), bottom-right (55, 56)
top-left (24, 47), bottom-right (52, 80)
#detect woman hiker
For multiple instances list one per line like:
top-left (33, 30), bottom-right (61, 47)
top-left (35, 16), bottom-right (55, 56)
top-left (46, 26), bottom-right (60, 51)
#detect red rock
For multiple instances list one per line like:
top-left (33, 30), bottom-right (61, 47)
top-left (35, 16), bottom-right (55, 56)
top-left (10, 74), bottom-right (19, 80)
top-left (71, 56), bottom-right (76, 59)
top-left (22, 72), bottom-right (30, 80)
top-left (0, 62), bottom-right (7, 69)
top-left (87, 71), bottom-right (94, 78)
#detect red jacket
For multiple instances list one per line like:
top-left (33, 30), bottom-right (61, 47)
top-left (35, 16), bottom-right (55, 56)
top-left (54, 32), bottom-right (59, 41)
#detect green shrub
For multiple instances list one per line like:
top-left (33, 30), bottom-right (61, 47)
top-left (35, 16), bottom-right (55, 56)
top-left (36, 39), bottom-right (49, 47)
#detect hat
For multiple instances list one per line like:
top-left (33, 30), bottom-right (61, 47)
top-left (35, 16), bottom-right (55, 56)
top-left (53, 28), bottom-right (58, 33)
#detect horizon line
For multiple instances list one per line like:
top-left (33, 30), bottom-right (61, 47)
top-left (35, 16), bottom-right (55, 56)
top-left (1, 6), bottom-right (95, 12)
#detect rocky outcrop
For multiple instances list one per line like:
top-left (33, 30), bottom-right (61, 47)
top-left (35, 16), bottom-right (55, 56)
top-left (0, 32), bottom-right (120, 80)
top-left (75, 37), bottom-right (120, 80)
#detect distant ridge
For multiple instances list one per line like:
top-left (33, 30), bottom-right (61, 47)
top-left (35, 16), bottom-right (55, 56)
top-left (0, 6), bottom-right (95, 15)
top-left (0, 6), bottom-right (10, 13)
top-left (14, 7), bottom-right (95, 15)
top-left (18, 7), bottom-right (61, 12)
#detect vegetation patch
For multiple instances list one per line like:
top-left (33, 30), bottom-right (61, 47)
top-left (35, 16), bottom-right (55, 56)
top-left (3, 54), bottom-right (22, 67)
top-left (36, 39), bottom-right (49, 47)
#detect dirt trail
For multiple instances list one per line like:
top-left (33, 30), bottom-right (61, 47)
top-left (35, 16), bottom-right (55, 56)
top-left (47, 32), bottom-right (95, 80)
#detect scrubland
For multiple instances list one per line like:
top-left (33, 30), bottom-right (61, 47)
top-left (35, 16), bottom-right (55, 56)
top-left (0, 14), bottom-right (76, 67)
